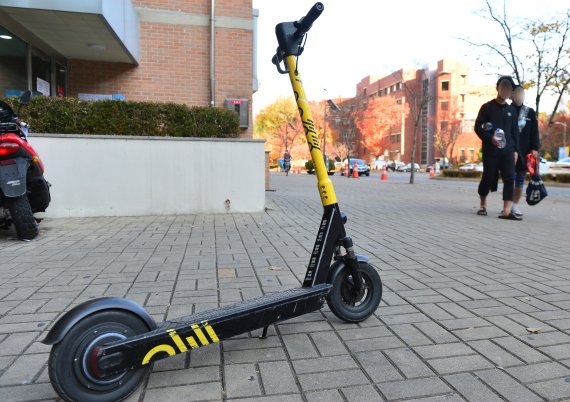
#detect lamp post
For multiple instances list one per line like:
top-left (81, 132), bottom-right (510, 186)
top-left (554, 121), bottom-right (567, 152)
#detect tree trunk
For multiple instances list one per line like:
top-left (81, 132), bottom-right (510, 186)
top-left (409, 123), bottom-right (419, 184)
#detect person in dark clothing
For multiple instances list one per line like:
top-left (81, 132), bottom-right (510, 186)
top-left (474, 76), bottom-right (521, 220)
top-left (511, 85), bottom-right (540, 216)
top-left (283, 150), bottom-right (291, 175)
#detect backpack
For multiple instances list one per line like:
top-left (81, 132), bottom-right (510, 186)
top-left (525, 153), bottom-right (547, 206)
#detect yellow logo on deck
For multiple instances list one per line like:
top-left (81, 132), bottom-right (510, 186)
top-left (142, 322), bottom-right (220, 365)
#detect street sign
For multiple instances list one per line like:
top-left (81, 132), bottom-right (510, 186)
top-left (559, 146), bottom-right (567, 160)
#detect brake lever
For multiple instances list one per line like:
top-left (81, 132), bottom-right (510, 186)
top-left (272, 43), bottom-right (304, 75)
top-left (272, 47), bottom-right (289, 74)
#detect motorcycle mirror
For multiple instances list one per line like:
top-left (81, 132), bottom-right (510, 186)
top-left (18, 90), bottom-right (32, 105)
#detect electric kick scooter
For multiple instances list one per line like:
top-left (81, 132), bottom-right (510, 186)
top-left (43, 3), bottom-right (382, 401)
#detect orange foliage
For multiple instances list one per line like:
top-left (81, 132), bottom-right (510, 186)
top-left (354, 97), bottom-right (402, 157)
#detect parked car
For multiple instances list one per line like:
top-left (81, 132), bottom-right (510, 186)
top-left (372, 159), bottom-right (388, 170)
top-left (340, 159), bottom-right (370, 176)
top-left (397, 163), bottom-right (420, 172)
top-left (436, 159), bottom-right (453, 169)
top-left (459, 163), bottom-right (483, 172)
top-left (387, 162), bottom-right (405, 172)
top-left (538, 157), bottom-right (551, 173)
top-left (549, 156), bottom-right (570, 174)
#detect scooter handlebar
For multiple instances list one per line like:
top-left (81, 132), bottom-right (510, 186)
top-left (295, 2), bottom-right (324, 37)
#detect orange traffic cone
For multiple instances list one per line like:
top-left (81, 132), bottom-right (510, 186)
top-left (344, 163), bottom-right (349, 177)
top-left (381, 165), bottom-right (388, 181)
top-left (352, 162), bottom-right (359, 178)
top-left (429, 165), bottom-right (435, 177)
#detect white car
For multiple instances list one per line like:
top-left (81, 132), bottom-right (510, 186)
top-left (397, 163), bottom-right (420, 172)
top-left (372, 159), bottom-right (388, 170)
top-left (459, 163), bottom-right (483, 172)
top-left (549, 156), bottom-right (570, 174)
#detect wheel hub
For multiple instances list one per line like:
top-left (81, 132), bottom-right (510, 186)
top-left (77, 332), bottom-right (127, 388)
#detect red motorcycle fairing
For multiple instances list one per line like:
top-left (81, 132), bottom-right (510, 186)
top-left (0, 133), bottom-right (45, 173)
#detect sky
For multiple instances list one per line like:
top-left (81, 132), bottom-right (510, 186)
top-left (251, 0), bottom-right (569, 116)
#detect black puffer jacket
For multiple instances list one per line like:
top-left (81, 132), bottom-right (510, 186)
top-left (474, 99), bottom-right (519, 159)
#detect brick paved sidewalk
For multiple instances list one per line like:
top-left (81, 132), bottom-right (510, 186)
top-left (1, 173), bottom-right (569, 401)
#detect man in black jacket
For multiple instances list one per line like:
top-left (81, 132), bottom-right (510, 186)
top-left (474, 76), bottom-right (521, 220)
top-left (511, 85), bottom-right (540, 216)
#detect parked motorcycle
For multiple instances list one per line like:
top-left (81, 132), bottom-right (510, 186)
top-left (0, 91), bottom-right (50, 240)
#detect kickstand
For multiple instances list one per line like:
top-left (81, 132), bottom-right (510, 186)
top-left (258, 326), bottom-right (269, 339)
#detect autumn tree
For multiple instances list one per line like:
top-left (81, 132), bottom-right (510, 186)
top-left (354, 96), bottom-right (402, 159)
top-left (433, 97), bottom-right (464, 166)
top-left (401, 68), bottom-right (430, 184)
top-left (467, 1), bottom-right (570, 140)
top-left (254, 97), bottom-right (301, 161)
top-left (541, 112), bottom-right (569, 159)
top-left (326, 100), bottom-right (358, 163)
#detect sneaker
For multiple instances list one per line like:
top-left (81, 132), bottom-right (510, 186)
top-left (511, 204), bottom-right (523, 216)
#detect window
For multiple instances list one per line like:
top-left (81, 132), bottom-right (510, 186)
top-left (32, 50), bottom-right (51, 96)
top-left (362, 88), bottom-right (367, 96)
top-left (0, 26), bottom-right (28, 96)
top-left (440, 121), bottom-right (448, 130)
top-left (468, 149), bottom-right (475, 162)
top-left (441, 101), bottom-right (449, 111)
top-left (441, 81), bottom-right (449, 91)
top-left (397, 82), bottom-right (402, 90)
top-left (396, 98), bottom-right (402, 105)
top-left (56, 63), bottom-right (67, 97)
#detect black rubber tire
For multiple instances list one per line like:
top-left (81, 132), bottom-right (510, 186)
top-left (7, 195), bottom-right (38, 240)
top-left (327, 262), bottom-right (382, 323)
top-left (48, 310), bottom-right (151, 402)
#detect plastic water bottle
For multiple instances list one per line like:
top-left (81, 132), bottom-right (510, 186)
top-left (482, 122), bottom-right (493, 132)
top-left (493, 128), bottom-right (506, 149)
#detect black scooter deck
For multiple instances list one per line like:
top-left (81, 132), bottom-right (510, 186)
top-left (98, 283), bottom-right (332, 376)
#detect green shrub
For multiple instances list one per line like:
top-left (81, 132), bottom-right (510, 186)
top-left (441, 170), bottom-right (482, 178)
top-left (304, 159), bottom-right (334, 172)
top-left (1, 96), bottom-right (239, 138)
top-left (328, 158), bottom-right (335, 171)
top-left (555, 174), bottom-right (570, 183)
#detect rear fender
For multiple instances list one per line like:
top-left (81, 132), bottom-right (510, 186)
top-left (0, 159), bottom-right (28, 197)
top-left (42, 297), bottom-right (157, 345)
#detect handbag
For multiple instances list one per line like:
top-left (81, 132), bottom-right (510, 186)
top-left (525, 153), bottom-right (547, 206)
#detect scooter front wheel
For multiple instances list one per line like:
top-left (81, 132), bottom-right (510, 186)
top-left (327, 262), bottom-right (382, 323)
top-left (48, 310), bottom-right (151, 402)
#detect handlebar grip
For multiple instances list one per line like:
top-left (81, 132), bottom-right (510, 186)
top-left (295, 2), bottom-right (324, 36)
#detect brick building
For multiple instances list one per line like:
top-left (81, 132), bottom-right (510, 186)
top-left (0, 0), bottom-right (257, 135)
top-left (352, 59), bottom-right (496, 165)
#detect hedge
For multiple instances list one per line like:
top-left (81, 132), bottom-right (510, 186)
top-left (441, 170), bottom-right (570, 183)
top-left (441, 170), bottom-right (482, 178)
top-left (305, 159), bottom-right (335, 172)
top-left (1, 96), bottom-right (240, 138)
top-left (541, 173), bottom-right (570, 183)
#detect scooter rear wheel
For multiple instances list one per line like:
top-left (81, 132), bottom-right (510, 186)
top-left (7, 195), bottom-right (38, 240)
top-left (327, 262), bottom-right (382, 323)
top-left (48, 310), bottom-right (151, 402)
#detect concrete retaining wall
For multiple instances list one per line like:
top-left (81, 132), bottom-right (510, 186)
top-left (30, 134), bottom-right (265, 218)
